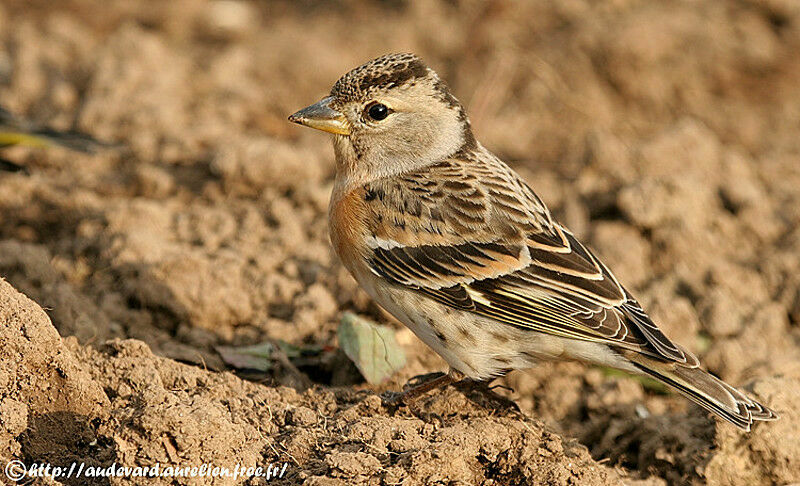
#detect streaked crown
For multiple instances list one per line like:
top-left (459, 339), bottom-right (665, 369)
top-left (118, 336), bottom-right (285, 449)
top-left (331, 53), bottom-right (431, 101)
top-left (331, 53), bottom-right (465, 113)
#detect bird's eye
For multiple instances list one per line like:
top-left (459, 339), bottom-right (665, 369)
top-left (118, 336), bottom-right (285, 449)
top-left (365, 102), bottom-right (390, 121)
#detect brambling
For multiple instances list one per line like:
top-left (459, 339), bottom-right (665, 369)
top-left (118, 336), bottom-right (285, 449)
top-left (289, 53), bottom-right (777, 430)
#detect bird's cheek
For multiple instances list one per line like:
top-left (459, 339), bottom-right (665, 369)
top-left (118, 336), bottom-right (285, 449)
top-left (348, 134), bottom-right (369, 160)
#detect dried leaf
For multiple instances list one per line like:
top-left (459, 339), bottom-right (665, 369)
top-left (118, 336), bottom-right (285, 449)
top-left (338, 312), bottom-right (407, 384)
top-left (216, 342), bottom-right (274, 372)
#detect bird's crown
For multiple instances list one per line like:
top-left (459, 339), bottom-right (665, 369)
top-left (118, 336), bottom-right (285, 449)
top-left (331, 53), bottom-right (436, 100)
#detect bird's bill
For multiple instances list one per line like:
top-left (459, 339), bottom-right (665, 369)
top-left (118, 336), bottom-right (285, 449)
top-left (288, 96), bottom-right (350, 135)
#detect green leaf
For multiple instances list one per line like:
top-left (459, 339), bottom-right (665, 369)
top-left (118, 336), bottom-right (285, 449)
top-left (216, 342), bottom-right (274, 372)
top-left (338, 312), bottom-right (407, 384)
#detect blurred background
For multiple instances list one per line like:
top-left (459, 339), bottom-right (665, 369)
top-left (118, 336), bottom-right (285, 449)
top-left (1, 1), bottom-right (799, 483)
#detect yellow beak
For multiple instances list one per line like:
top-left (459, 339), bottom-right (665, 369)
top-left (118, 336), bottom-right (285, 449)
top-left (288, 96), bottom-right (350, 135)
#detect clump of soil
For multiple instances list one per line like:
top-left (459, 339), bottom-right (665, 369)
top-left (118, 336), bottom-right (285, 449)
top-left (1, 1), bottom-right (800, 484)
top-left (1, 278), bottom-right (627, 485)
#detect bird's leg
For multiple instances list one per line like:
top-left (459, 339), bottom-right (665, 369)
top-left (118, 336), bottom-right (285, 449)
top-left (385, 369), bottom-right (464, 405)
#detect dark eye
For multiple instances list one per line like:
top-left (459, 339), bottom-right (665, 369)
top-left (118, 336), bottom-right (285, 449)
top-left (365, 102), bottom-right (390, 121)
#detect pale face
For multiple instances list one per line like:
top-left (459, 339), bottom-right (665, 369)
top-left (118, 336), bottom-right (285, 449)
top-left (333, 82), bottom-right (466, 173)
top-left (289, 54), bottom-right (475, 181)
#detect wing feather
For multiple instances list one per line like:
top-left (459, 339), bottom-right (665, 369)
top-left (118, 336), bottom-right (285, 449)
top-left (361, 156), bottom-right (692, 364)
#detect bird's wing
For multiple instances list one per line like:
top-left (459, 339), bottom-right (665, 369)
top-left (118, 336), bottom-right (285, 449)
top-left (360, 155), bottom-right (696, 365)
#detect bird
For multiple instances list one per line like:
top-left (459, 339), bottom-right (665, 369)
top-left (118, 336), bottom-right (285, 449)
top-left (0, 105), bottom-right (111, 172)
top-left (288, 53), bottom-right (778, 431)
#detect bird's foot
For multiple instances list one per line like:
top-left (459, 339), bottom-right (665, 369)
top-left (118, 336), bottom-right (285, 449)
top-left (454, 378), bottom-right (521, 413)
top-left (383, 369), bottom-right (464, 405)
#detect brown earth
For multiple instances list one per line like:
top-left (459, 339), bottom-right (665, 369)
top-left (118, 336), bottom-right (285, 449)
top-left (1, 1), bottom-right (800, 484)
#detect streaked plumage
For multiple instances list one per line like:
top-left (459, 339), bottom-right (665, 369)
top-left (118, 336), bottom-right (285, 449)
top-left (289, 53), bottom-right (778, 431)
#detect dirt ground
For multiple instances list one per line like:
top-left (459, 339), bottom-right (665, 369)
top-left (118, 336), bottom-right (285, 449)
top-left (1, 0), bottom-right (800, 484)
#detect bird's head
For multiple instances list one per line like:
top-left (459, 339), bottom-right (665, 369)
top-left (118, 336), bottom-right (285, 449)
top-left (289, 53), bottom-right (476, 180)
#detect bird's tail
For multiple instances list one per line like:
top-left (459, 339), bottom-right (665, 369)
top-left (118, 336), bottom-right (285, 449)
top-left (629, 353), bottom-right (778, 431)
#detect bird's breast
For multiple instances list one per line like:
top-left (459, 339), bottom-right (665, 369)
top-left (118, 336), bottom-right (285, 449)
top-left (328, 187), bottom-right (371, 276)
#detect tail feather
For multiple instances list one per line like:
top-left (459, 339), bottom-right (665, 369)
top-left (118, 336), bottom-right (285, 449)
top-left (631, 359), bottom-right (778, 431)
